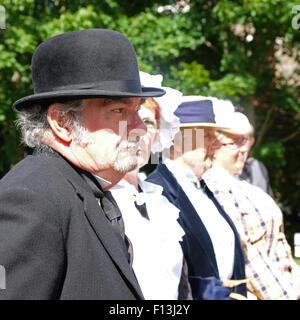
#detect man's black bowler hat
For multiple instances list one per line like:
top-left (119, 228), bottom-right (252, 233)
top-left (13, 29), bottom-right (165, 111)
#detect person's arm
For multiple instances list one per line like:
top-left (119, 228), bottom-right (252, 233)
top-left (234, 187), bottom-right (299, 299)
top-left (242, 235), bottom-right (299, 300)
top-left (205, 173), bottom-right (298, 300)
top-left (0, 187), bottom-right (65, 299)
top-left (188, 276), bottom-right (234, 300)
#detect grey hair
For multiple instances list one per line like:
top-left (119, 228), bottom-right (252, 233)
top-left (15, 99), bottom-right (89, 148)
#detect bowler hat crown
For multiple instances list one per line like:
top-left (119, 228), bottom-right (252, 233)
top-left (13, 29), bottom-right (165, 111)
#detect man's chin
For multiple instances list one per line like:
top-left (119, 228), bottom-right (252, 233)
top-left (113, 160), bottom-right (138, 174)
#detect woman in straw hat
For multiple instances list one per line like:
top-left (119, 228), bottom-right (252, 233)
top-left (202, 106), bottom-right (300, 300)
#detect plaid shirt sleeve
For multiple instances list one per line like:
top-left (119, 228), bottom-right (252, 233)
top-left (204, 167), bottom-right (300, 300)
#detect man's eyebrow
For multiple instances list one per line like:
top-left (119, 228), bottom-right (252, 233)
top-left (103, 97), bottom-right (120, 106)
top-left (103, 97), bottom-right (145, 106)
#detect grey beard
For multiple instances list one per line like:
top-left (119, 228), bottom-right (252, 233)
top-left (73, 125), bottom-right (140, 173)
top-left (113, 141), bottom-right (140, 173)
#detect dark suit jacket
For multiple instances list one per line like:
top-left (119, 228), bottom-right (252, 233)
top-left (0, 150), bottom-right (143, 300)
top-left (147, 163), bottom-right (247, 297)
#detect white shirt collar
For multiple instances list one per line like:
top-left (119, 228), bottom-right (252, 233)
top-left (139, 177), bottom-right (163, 195)
top-left (164, 158), bottom-right (198, 185)
top-left (113, 177), bottom-right (163, 196)
top-left (92, 174), bottom-right (112, 189)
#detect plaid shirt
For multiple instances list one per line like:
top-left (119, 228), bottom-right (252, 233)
top-left (203, 166), bottom-right (300, 300)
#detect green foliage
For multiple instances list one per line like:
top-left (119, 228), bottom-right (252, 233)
top-left (0, 0), bottom-right (299, 235)
top-left (208, 73), bottom-right (257, 99)
top-left (253, 139), bottom-right (286, 169)
top-left (168, 61), bottom-right (211, 95)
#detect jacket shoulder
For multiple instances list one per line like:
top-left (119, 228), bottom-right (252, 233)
top-left (147, 164), bottom-right (178, 201)
top-left (147, 164), bottom-right (168, 187)
top-left (0, 154), bottom-right (82, 227)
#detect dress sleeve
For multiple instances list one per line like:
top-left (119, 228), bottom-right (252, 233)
top-left (244, 239), bottom-right (299, 300)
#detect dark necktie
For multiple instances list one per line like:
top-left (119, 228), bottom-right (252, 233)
top-left (134, 201), bottom-right (149, 220)
top-left (199, 178), bottom-right (207, 190)
top-left (102, 190), bottom-right (126, 237)
top-left (101, 191), bottom-right (134, 265)
top-left (80, 171), bottom-right (133, 264)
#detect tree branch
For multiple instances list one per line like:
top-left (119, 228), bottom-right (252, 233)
top-left (255, 105), bottom-right (275, 147)
top-left (280, 129), bottom-right (300, 143)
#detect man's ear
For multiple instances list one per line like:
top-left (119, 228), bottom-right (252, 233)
top-left (47, 103), bottom-right (72, 143)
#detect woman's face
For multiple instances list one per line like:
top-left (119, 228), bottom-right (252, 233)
top-left (136, 100), bottom-right (159, 168)
top-left (213, 132), bottom-right (249, 175)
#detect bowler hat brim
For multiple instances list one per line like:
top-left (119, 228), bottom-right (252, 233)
top-left (12, 87), bottom-right (166, 112)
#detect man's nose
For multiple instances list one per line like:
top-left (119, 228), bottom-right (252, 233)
top-left (128, 111), bottom-right (147, 138)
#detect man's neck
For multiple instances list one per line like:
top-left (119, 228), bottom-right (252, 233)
top-left (173, 156), bottom-right (206, 179)
top-left (97, 169), bottom-right (126, 191)
top-left (123, 169), bottom-right (140, 191)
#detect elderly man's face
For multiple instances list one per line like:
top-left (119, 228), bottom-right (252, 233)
top-left (172, 127), bottom-right (210, 177)
top-left (70, 97), bottom-right (147, 176)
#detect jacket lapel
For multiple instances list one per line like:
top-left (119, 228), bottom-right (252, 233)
top-left (41, 152), bottom-right (144, 299)
top-left (80, 189), bottom-right (144, 298)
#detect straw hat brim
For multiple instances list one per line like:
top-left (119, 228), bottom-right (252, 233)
top-left (179, 122), bottom-right (247, 135)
